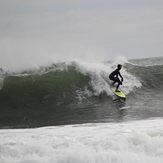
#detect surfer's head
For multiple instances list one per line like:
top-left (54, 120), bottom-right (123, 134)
top-left (117, 64), bottom-right (122, 70)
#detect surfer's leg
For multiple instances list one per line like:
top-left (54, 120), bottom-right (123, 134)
top-left (111, 81), bottom-right (116, 86)
top-left (111, 77), bottom-right (117, 86)
top-left (116, 78), bottom-right (121, 92)
top-left (116, 83), bottom-right (120, 92)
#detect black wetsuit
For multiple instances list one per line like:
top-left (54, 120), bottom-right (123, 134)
top-left (109, 68), bottom-right (123, 90)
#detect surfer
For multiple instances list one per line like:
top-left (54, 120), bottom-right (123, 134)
top-left (109, 64), bottom-right (123, 92)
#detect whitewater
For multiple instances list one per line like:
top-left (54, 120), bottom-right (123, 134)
top-left (0, 119), bottom-right (163, 163)
top-left (0, 56), bottom-right (163, 162)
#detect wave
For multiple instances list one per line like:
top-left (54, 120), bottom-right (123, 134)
top-left (125, 63), bottom-right (163, 89)
top-left (0, 57), bottom-right (162, 128)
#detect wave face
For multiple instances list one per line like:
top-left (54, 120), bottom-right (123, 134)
top-left (0, 57), bottom-right (163, 128)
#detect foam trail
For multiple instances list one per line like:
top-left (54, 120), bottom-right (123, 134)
top-left (0, 119), bottom-right (163, 163)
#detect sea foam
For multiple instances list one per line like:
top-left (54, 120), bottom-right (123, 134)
top-left (0, 118), bottom-right (163, 163)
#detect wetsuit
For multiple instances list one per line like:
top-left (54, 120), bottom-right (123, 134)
top-left (109, 68), bottom-right (123, 91)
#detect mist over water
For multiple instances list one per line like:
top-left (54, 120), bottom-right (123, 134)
top-left (0, 36), bottom-right (114, 72)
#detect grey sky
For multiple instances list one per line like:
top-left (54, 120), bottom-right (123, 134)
top-left (0, 0), bottom-right (163, 71)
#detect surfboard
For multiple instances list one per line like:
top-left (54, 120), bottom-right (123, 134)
top-left (111, 87), bottom-right (126, 99)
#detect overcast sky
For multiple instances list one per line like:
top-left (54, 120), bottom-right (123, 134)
top-left (0, 0), bottom-right (163, 70)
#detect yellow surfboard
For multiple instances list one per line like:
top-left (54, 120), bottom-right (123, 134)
top-left (111, 87), bottom-right (126, 99)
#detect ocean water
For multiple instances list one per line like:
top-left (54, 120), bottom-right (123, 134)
top-left (0, 56), bottom-right (163, 162)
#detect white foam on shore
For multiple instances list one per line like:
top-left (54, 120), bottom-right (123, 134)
top-left (0, 118), bottom-right (163, 163)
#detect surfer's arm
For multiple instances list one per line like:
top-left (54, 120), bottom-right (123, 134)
top-left (118, 72), bottom-right (123, 81)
